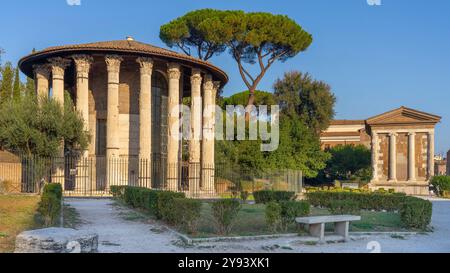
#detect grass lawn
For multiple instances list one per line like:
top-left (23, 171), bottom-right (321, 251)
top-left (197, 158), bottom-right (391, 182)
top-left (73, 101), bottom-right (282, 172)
top-left (0, 195), bottom-right (81, 253)
top-left (191, 203), bottom-right (404, 238)
top-left (0, 195), bottom-right (41, 253)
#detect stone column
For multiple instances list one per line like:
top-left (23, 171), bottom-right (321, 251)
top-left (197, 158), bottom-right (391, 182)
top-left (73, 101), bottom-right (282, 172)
top-left (49, 57), bottom-right (70, 105)
top-left (137, 57), bottom-right (153, 188)
top-left (388, 133), bottom-right (397, 182)
top-left (105, 55), bottom-right (123, 187)
top-left (371, 132), bottom-right (379, 182)
top-left (49, 57), bottom-right (70, 188)
top-left (72, 55), bottom-right (93, 157)
top-left (33, 64), bottom-right (50, 99)
top-left (73, 55), bottom-right (93, 194)
top-left (428, 131), bottom-right (435, 179)
top-left (189, 69), bottom-right (202, 195)
top-left (408, 132), bottom-right (416, 181)
top-left (201, 75), bottom-right (217, 195)
top-left (167, 63), bottom-right (181, 191)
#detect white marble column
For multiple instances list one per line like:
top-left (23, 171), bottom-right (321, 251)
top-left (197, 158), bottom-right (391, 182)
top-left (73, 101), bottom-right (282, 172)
top-left (137, 57), bottom-right (153, 188)
top-left (49, 57), bottom-right (70, 106)
top-left (49, 57), bottom-right (70, 188)
top-left (33, 64), bottom-right (50, 99)
top-left (72, 55), bottom-right (93, 157)
top-left (389, 133), bottom-right (397, 182)
top-left (428, 131), bottom-right (435, 179)
top-left (189, 69), bottom-right (202, 195)
top-left (201, 75), bottom-right (217, 195)
top-left (408, 132), bottom-right (416, 181)
top-left (105, 55), bottom-right (122, 159)
top-left (371, 132), bottom-right (379, 181)
top-left (167, 63), bottom-right (181, 191)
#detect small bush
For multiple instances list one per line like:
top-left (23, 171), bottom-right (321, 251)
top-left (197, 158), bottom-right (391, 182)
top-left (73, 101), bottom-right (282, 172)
top-left (400, 197), bottom-right (432, 230)
top-left (431, 176), bottom-right (450, 196)
top-left (37, 183), bottom-right (63, 227)
top-left (329, 200), bottom-right (360, 215)
top-left (280, 201), bottom-right (310, 231)
top-left (173, 198), bottom-right (202, 234)
top-left (211, 199), bottom-right (241, 235)
top-left (253, 190), bottom-right (295, 204)
top-left (240, 191), bottom-right (249, 202)
top-left (265, 202), bottom-right (282, 232)
top-left (157, 191), bottom-right (186, 223)
top-left (110, 186), bottom-right (126, 199)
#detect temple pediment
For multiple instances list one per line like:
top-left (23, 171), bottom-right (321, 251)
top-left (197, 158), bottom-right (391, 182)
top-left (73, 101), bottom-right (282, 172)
top-left (366, 106), bottom-right (441, 126)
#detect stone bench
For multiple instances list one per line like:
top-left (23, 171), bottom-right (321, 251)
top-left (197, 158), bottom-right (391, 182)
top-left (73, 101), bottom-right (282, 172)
top-left (15, 228), bottom-right (98, 253)
top-left (296, 215), bottom-right (361, 242)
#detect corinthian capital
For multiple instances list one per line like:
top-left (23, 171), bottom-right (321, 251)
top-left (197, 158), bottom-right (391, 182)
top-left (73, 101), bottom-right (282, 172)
top-left (136, 57), bottom-right (154, 75)
top-left (105, 55), bottom-right (123, 73)
top-left (72, 55), bottom-right (94, 75)
top-left (212, 81), bottom-right (221, 98)
top-left (48, 57), bottom-right (71, 77)
top-left (33, 64), bottom-right (51, 79)
top-left (203, 74), bottom-right (213, 90)
top-left (167, 63), bottom-right (181, 80)
top-left (191, 69), bottom-right (202, 86)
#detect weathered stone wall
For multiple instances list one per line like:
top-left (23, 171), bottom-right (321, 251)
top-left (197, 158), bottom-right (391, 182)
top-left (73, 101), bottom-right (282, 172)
top-left (396, 133), bottom-right (408, 181)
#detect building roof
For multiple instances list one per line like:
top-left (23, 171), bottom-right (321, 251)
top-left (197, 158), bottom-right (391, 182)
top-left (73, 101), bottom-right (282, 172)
top-left (18, 39), bottom-right (228, 84)
top-left (329, 120), bottom-right (366, 126)
top-left (366, 106), bottom-right (441, 126)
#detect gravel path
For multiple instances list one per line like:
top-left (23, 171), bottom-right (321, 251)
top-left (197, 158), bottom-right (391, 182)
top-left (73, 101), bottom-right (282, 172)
top-left (66, 198), bottom-right (450, 253)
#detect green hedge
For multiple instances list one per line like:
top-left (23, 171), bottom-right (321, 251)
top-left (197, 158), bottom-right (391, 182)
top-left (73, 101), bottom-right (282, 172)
top-left (211, 199), bottom-right (242, 235)
top-left (400, 197), bottom-right (432, 229)
top-left (253, 190), bottom-right (296, 204)
top-left (265, 200), bottom-right (310, 232)
top-left (172, 198), bottom-right (202, 234)
top-left (306, 190), bottom-right (432, 230)
top-left (111, 186), bottom-right (185, 220)
top-left (38, 183), bottom-right (63, 227)
top-left (431, 176), bottom-right (450, 197)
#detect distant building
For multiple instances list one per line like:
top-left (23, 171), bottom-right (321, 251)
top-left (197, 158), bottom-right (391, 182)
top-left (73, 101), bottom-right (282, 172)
top-left (321, 106), bottom-right (441, 195)
top-left (434, 155), bottom-right (447, 176)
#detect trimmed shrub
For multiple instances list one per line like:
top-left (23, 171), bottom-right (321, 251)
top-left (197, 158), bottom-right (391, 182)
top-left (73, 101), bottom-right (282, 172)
top-left (280, 201), bottom-right (310, 230)
top-left (253, 190), bottom-right (296, 204)
top-left (265, 201), bottom-right (282, 232)
top-left (431, 176), bottom-right (450, 196)
top-left (329, 200), bottom-right (360, 215)
top-left (400, 197), bottom-right (432, 229)
top-left (110, 186), bottom-right (126, 199)
top-left (211, 199), bottom-right (242, 235)
top-left (38, 183), bottom-right (63, 227)
top-left (173, 198), bottom-right (202, 234)
top-left (157, 191), bottom-right (186, 223)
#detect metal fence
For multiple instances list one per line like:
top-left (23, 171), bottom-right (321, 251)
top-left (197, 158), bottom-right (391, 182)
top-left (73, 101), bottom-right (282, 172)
top-left (0, 154), bottom-right (303, 198)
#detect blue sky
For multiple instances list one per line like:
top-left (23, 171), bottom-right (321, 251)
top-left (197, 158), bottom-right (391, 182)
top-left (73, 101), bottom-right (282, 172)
top-left (1, 0), bottom-right (449, 153)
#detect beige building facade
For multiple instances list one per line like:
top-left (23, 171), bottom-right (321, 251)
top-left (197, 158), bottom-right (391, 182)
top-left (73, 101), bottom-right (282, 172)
top-left (321, 107), bottom-right (441, 195)
top-left (18, 39), bottom-right (228, 197)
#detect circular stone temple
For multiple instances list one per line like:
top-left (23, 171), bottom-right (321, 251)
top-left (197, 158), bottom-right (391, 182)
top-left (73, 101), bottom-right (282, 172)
top-left (19, 39), bottom-right (228, 197)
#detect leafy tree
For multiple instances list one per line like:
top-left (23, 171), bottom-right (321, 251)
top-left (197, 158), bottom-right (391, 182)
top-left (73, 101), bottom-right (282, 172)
top-left (274, 71), bottom-right (336, 134)
top-left (160, 10), bottom-right (313, 108)
top-left (323, 145), bottom-right (372, 182)
top-left (0, 62), bottom-right (14, 103)
top-left (24, 76), bottom-right (35, 96)
top-left (0, 92), bottom-right (89, 157)
top-left (13, 67), bottom-right (21, 100)
top-left (160, 9), bottom-right (227, 60)
top-left (221, 90), bottom-right (275, 107)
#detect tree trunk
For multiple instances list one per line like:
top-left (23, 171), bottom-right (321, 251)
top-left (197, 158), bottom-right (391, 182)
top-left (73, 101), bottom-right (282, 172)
top-left (245, 88), bottom-right (256, 121)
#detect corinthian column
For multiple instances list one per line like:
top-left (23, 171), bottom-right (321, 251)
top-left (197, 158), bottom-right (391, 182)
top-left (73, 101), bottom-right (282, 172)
top-left (137, 57), bottom-right (153, 188)
top-left (428, 131), bottom-right (435, 179)
top-left (371, 132), bottom-right (379, 182)
top-left (105, 55), bottom-right (123, 160)
top-left (189, 69), bottom-right (202, 195)
top-left (388, 133), bottom-right (397, 182)
top-left (72, 55), bottom-right (93, 156)
top-left (201, 75), bottom-right (217, 196)
top-left (33, 64), bottom-right (50, 99)
top-left (167, 63), bottom-right (181, 191)
top-left (49, 57), bottom-right (70, 105)
top-left (408, 132), bottom-right (416, 181)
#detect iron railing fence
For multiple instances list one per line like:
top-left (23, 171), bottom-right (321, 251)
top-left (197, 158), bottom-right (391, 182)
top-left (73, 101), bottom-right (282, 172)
top-left (0, 154), bottom-right (303, 198)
